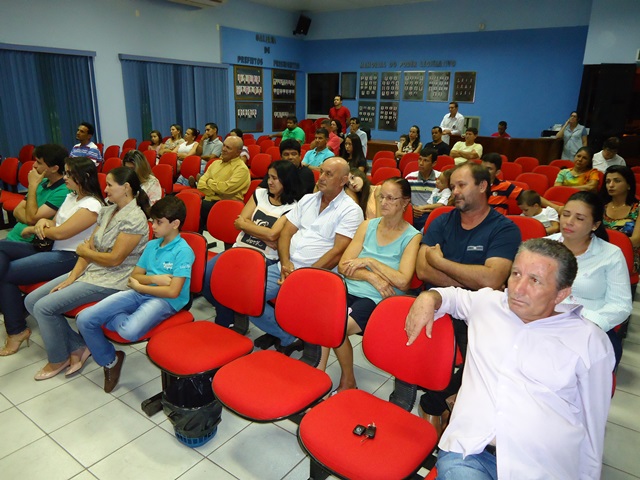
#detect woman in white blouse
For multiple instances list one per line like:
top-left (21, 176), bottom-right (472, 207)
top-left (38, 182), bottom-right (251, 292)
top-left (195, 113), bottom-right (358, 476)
top-left (546, 191), bottom-right (631, 367)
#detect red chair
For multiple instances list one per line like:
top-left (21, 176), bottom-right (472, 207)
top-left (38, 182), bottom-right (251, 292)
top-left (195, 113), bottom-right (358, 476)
top-left (122, 138), bottom-right (137, 151)
top-left (434, 155), bottom-right (454, 171)
top-left (596, 169), bottom-right (604, 190)
top-left (206, 200), bottom-right (244, 257)
top-left (403, 203), bottom-right (414, 226)
top-left (372, 150), bottom-right (395, 162)
top-left (244, 179), bottom-right (262, 204)
top-left (274, 137), bottom-right (281, 146)
top-left (101, 232), bottom-right (206, 346)
top-left (246, 144), bottom-right (261, 161)
top-left (138, 140), bottom-right (151, 152)
top-left (258, 139), bottom-right (275, 153)
top-left (212, 267), bottom-right (348, 422)
top-left (499, 162), bottom-right (523, 181)
top-left (103, 145), bottom-right (120, 161)
top-left (173, 155), bottom-right (202, 193)
top-left (0, 157), bottom-right (20, 192)
top-left (265, 146), bottom-right (281, 161)
top-left (372, 167), bottom-right (402, 185)
top-left (515, 173), bottom-right (548, 196)
top-left (399, 152), bottom-right (419, 173)
top-left (96, 143), bottom-right (104, 155)
top-left (97, 173), bottom-right (107, 193)
top-left (371, 157), bottom-right (397, 176)
top-left (549, 159), bottom-right (574, 169)
top-left (510, 180), bottom-right (529, 191)
top-left (120, 147), bottom-right (134, 160)
top-left (607, 229), bottom-right (638, 289)
top-left (143, 247), bottom-right (265, 424)
top-left (158, 152), bottom-right (178, 181)
top-left (142, 149), bottom-right (157, 169)
top-left (242, 133), bottom-right (255, 142)
top-left (507, 215), bottom-right (547, 241)
top-left (175, 191), bottom-right (202, 233)
top-left (543, 186), bottom-right (579, 206)
top-left (440, 164), bottom-right (456, 172)
top-left (101, 157), bottom-right (122, 175)
top-left (500, 154), bottom-right (509, 165)
top-left (152, 164), bottom-right (173, 195)
top-left (423, 206), bottom-right (455, 233)
top-left (18, 144), bottom-right (35, 164)
top-left (514, 156), bottom-right (540, 172)
top-left (631, 166), bottom-right (640, 175)
top-left (244, 137), bottom-right (256, 146)
top-left (533, 165), bottom-right (561, 187)
top-left (0, 160), bottom-right (33, 216)
top-left (403, 161), bottom-right (419, 178)
top-left (250, 153), bottom-right (272, 179)
top-left (256, 135), bottom-right (271, 144)
top-left (298, 296), bottom-right (456, 480)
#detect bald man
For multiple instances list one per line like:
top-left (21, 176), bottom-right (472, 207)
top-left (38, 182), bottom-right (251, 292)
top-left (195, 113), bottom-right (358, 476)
top-left (197, 135), bottom-right (250, 231)
top-left (250, 157), bottom-right (364, 354)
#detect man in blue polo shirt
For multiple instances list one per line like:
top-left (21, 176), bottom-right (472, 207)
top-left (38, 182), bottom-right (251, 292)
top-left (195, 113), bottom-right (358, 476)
top-left (302, 128), bottom-right (334, 171)
top-left (77, 196), bottom-right (194, 393)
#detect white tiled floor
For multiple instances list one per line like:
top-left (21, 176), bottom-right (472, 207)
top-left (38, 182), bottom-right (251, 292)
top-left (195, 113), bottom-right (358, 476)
top-left (1, 242), bottom-right (639, 478)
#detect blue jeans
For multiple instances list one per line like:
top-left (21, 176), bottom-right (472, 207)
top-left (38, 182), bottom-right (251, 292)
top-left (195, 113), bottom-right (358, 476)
top-left (0, 240), bottom-right (77, 335)
top-left (248, 263), bottom-right (295, 346)
top-left (24, 275), bottom-right (119, 363)
top-left (436, 449), bottom-right (498, 480)
top-left (203, 253), bottom-right (277, 327)
top-left (76, 290), bottom-right (176, 366)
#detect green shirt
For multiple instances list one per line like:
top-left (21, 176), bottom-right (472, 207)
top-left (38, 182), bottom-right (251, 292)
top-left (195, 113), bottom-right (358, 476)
top-left (6, 178), bottom-right (69, 242)
top-left (282, 126), bottom-right (306, 144)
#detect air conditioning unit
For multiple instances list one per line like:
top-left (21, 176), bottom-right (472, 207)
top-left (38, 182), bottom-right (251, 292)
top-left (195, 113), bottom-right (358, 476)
top-left (167, 0), bottom-right (226, 8)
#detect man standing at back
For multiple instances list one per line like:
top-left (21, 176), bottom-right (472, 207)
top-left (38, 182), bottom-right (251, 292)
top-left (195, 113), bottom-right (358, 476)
top-left (329, 95), bottom-right (350, 134)
top-left (439, 102), bottom-right (464, 145)
top-left (414, 162), bottom-right (521, 438)
top-left (70, 122), bottom-right (102, 166)
top-left (197, 135), bottom-right (250, 232)
top-left (250, 157), bottom-right (363, 354)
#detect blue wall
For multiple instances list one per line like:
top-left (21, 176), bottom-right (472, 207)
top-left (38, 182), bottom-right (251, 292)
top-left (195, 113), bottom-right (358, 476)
top-left (302, 27), bottom-right (588, 140)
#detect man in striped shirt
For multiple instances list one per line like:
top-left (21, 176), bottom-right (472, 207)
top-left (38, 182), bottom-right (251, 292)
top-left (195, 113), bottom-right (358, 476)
top-left (69, 122), bottom-right (102, 166)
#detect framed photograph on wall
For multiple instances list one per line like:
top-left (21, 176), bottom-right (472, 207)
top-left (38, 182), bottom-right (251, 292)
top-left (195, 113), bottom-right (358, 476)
top-left (359, 72), bottom-right (379, 99)
top-left (272, 69), bottom-right (296, 102)
top-left (427, 71), bottom-right (451, 102)
top-left (403, 71), bottom-right (425, 101)
top-left (272, 102), bottom-right (296, 131)
top-left (341, 72), bottom-right (357, 99)
top-left (234, 65), bottom-right (263, 101)
top-left (378, 101), bottom-right (399, 131)
top-left (452, 71), bottom-right (477, 103)
top-left (357, 101), bottom-right (377, 130)
top-left (380, 72), bottom-right (400, 100)
top-left (235, 102), bottom-right (263, 133)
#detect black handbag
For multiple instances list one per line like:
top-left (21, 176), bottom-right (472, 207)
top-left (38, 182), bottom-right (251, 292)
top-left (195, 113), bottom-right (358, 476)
top-left (32, 236), bottom-right (54, 252)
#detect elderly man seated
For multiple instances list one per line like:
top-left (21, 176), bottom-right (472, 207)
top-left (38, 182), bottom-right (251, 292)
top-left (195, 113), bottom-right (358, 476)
top-left (406, 238), bottom-right (614, 479)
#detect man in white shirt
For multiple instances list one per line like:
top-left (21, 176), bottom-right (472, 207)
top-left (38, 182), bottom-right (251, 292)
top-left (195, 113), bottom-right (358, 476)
top-left (249, 157), bottom-right (363, 354)
top-left (406, 238), bottom-right (613, 480)
top-left (450, 127), bottom-right (483, 164)
top-left (592, 137), bottom-right (626, 173)
top-left (439, 102), bottom-right (464, 145)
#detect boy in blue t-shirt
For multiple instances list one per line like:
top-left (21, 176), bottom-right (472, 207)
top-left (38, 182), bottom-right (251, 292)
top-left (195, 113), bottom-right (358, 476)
top-left (77, 196), bottom-right (195, 393)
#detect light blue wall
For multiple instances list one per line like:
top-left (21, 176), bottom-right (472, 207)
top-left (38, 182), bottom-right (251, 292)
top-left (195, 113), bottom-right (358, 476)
top-left (304, 0), bottom-right (592, 40)
top-left (583, 0), bottom-right (640, 64)
top-left (0, 0), bottom-right (297, 146)
top-left (303, 27), bottom-right (589, 140)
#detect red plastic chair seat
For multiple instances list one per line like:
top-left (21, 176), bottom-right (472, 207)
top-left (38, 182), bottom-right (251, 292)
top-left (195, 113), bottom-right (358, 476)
top-left (299, 389), bottom-right (436, 480)
top-left (148, 321), bottom-right (253, 376)
top-left (0, 191), bottom-right (25, 211)
top-left (213, 349), bottom-right (332, 421)
top-left (102, 310), bottom-right (194, 343)
top-left (65, 302), bottom-right (98, 317)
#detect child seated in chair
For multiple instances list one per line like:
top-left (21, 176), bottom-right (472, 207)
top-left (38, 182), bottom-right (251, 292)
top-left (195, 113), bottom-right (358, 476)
top-left (517, 189), bottom-right (559, 235)
top-left (77, 195), bottom-right (195, 393)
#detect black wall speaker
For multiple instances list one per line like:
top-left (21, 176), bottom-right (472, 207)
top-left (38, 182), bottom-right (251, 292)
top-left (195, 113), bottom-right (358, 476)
top-left (294, 15), bottom-right (311, 36)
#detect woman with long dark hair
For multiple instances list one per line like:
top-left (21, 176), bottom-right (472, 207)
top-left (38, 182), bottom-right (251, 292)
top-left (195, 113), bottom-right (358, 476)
top-left (0, 156), bottom-right (105, 356)
top-left (547, 191), bottom-right (631, 367)
top-left (25, 167), bottom-right (149, 379)
top-left (341, 133), bottom-right (368, 173)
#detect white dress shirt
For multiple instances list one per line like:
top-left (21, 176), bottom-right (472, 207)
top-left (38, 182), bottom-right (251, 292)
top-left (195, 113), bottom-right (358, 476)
top-left (440, 112), bottom-right (464, 145)
top-left (434, 287), bottom-right (614, 479)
